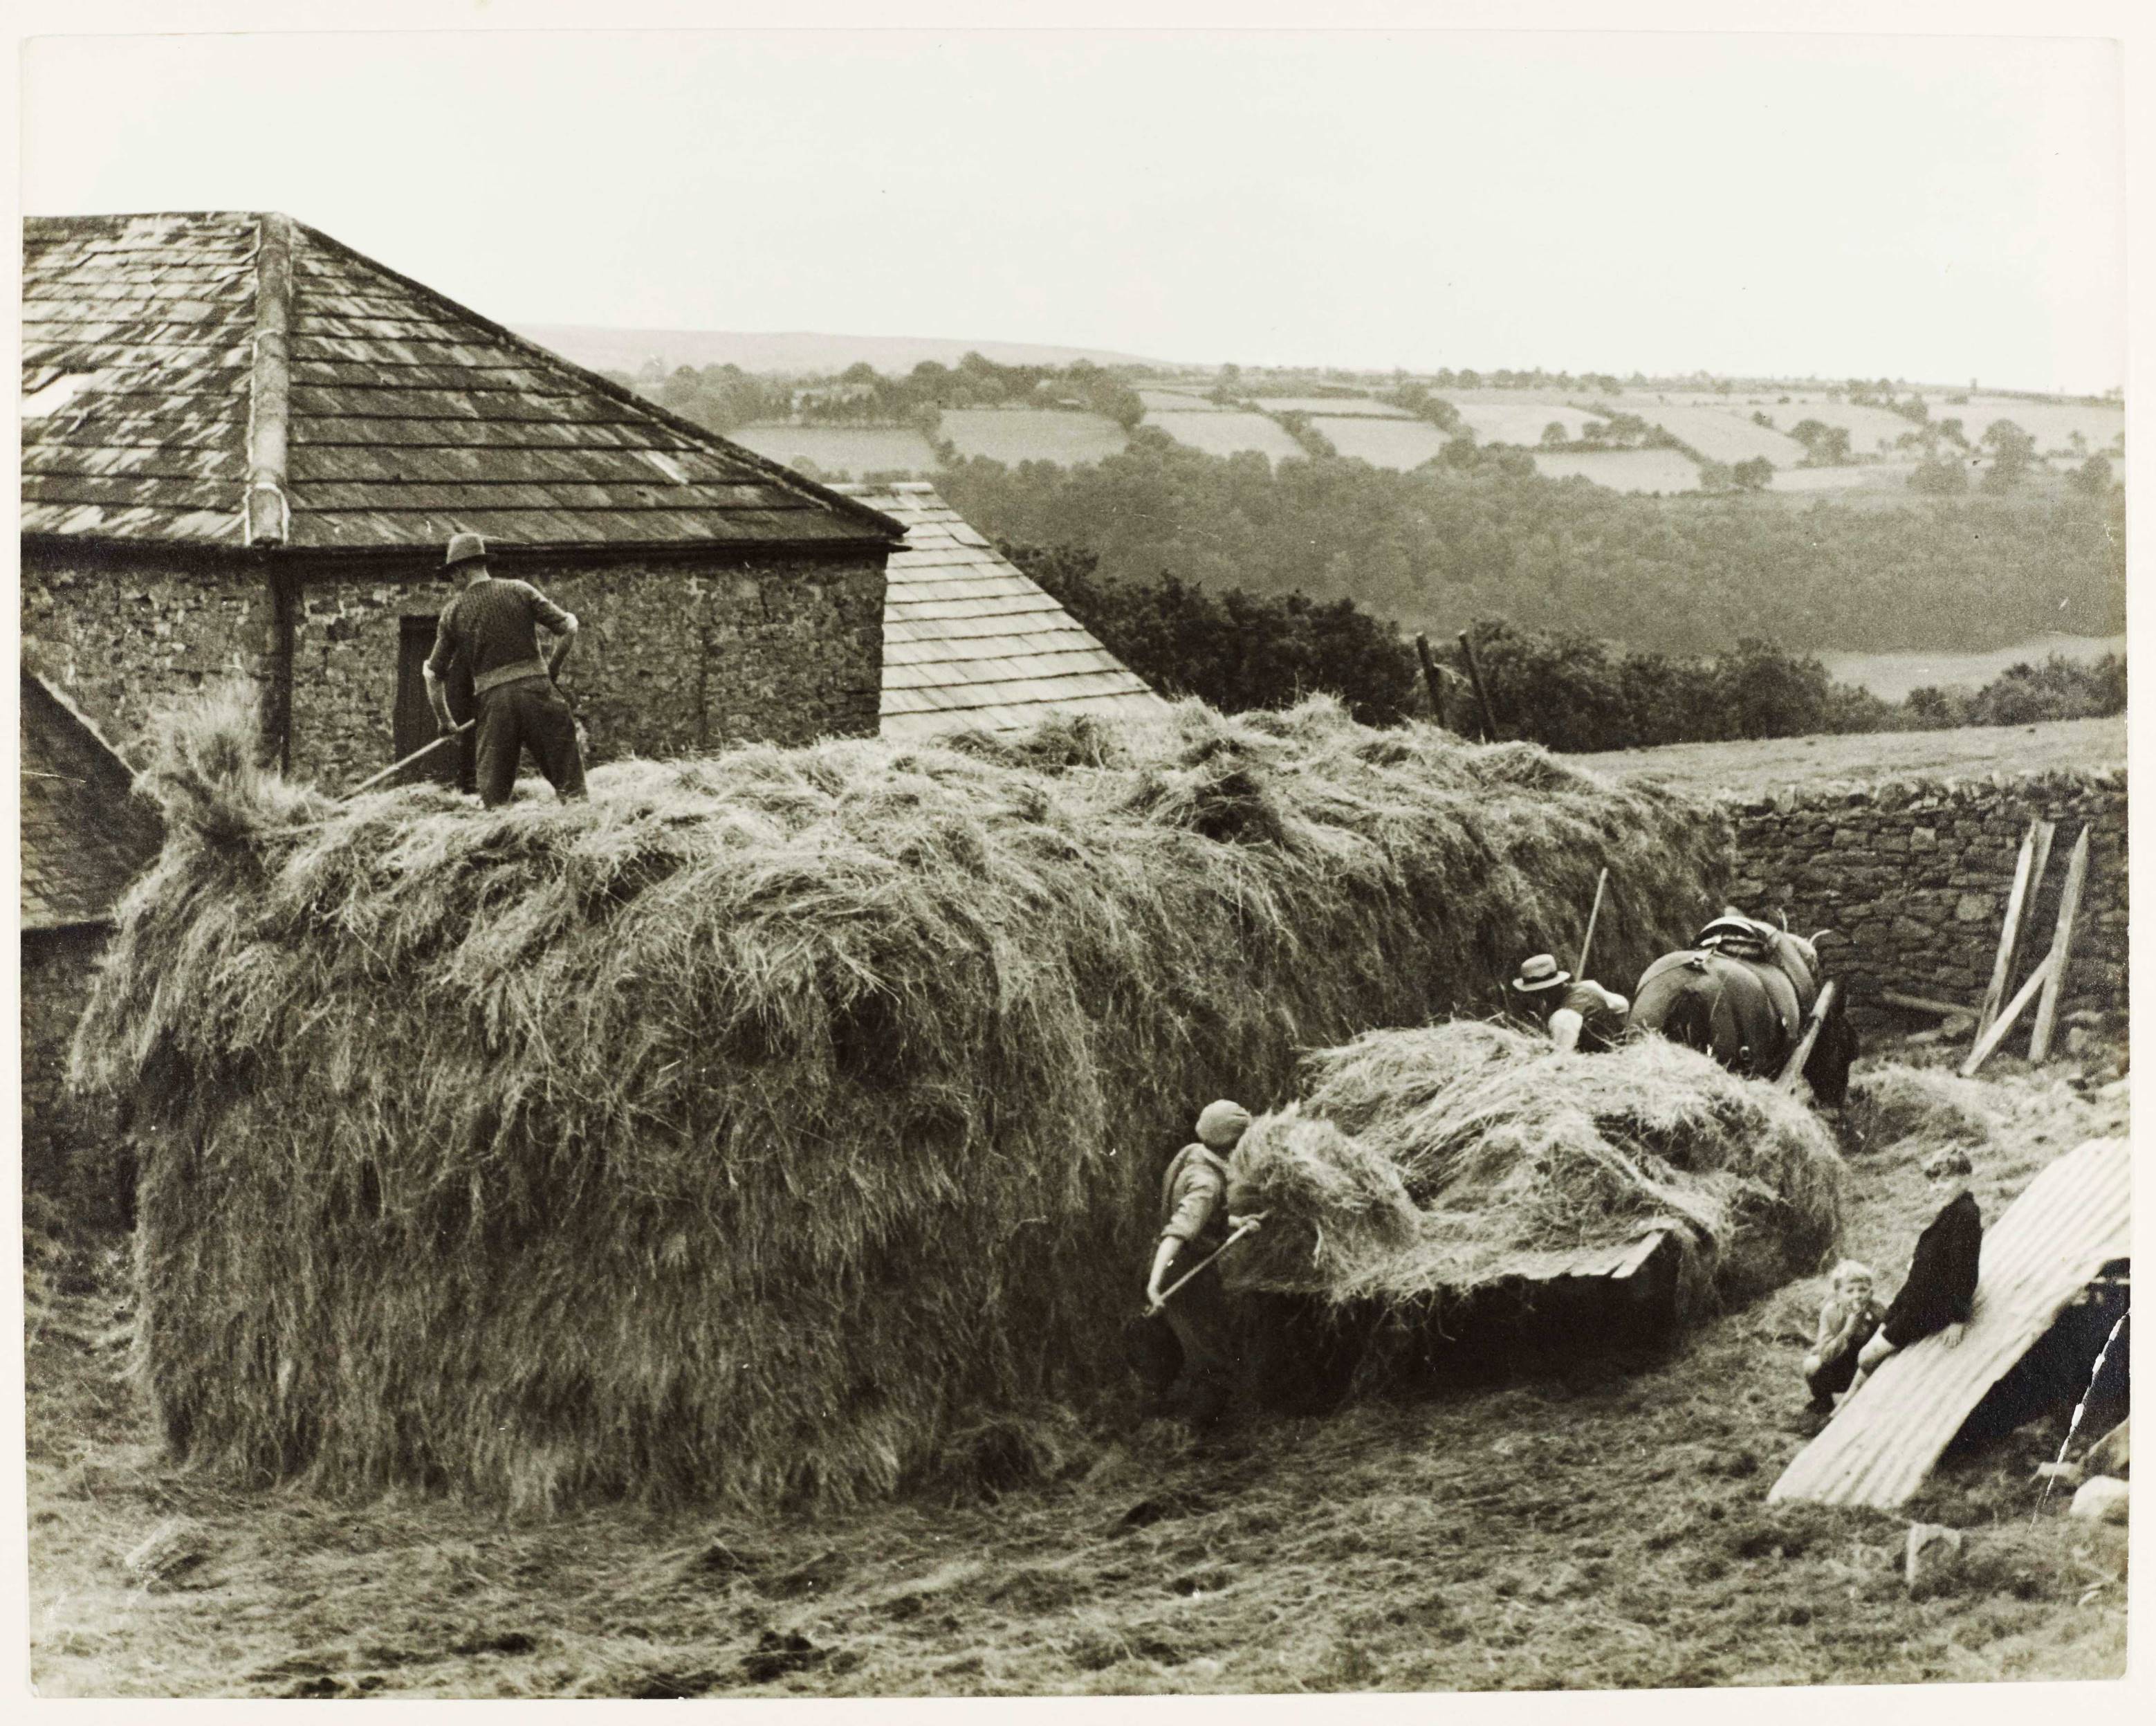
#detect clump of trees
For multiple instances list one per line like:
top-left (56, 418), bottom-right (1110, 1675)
top-left (1004, 544), bottom-right (1419, 726)
top-left (1907, 654), bottom-right (2125, 728)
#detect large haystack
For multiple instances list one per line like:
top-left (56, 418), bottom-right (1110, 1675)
top-left (1226, 1022), bottom-right (1845, 1322)
top-left (76, 689), bottom-right (1730, 1511)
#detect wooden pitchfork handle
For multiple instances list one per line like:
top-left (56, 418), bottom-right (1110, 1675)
top-left (1145, 1215), bottom-right (1264, 1316)
top-left (342, 720), bottom-right (475, 800)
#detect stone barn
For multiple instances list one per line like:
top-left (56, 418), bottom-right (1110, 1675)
top-left (20, 212), bottom-right (905, 784)
top-left (18, 670), bottom-right (163, 1223)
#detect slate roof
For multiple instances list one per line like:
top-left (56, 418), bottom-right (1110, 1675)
top-left (19, 670), bottom-right (164, 931)
top-left (21, 212), bottom-right (901, 552)
top-left (1769, 1136), bottom-right (2130, 1510)
top-left (833, 483), bottom-right (1170, 740)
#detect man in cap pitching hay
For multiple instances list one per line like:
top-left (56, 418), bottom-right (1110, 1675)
top-left (1841, 1148), bottom-right (1983, 1405)
top-left (1512, 952), bottom-right (1630, 1053)
top-left (424, 532), bottom-right (588, 808)
top-left (1143, 1100), bottom-right (1263, 1429)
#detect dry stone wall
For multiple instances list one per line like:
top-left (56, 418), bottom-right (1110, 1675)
top-left (20, 925), bottom-right (127, 1226)
top-left (1726, 767), bottom-right (2127, 1036)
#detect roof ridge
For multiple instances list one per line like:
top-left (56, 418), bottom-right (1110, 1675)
top-left (288, 219), bottom-right (905, 545)
top-left (242, 213), bottom-right (294, 544)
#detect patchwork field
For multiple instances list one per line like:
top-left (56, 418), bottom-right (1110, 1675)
top-left (938, 409), bottom-right (1130, 466)
top-left (1150, 411), bottom-right (1308, 462)
top-left (1531, 448), bottom-right (1701, 493)
top-left (1957, 398), bottom-right (2124, 455)
top-left (1448, 400), bottom-right (1604, 445)
top-left (1137, 389), bottom-right (1228, 413)
top-left (1818, 636), bottom-right (2128, 703)
top-left (1573, 715), bottom-right (2125, 798)
top-left (1311, 416), bottom-right (1453, 469)
top-left (726, 423), bottom-right (937, 479)
top-left (1601, 399), bottom-right (1806, 465)
top-left (1253, 396), bottom-right (1414, 418)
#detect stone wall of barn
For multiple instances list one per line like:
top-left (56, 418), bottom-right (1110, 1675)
top-left (20, 546), bottom-right (888, 787)
top-left (20, 925), bottom-right (130, 1229)
top-left (1725, 766), bottom-right (2128, 1040)
top-left (285, 551), bottom-right (888, 786)
top-left (19, 549), bottom-right (278, 766)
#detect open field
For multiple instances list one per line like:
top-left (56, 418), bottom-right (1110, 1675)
top-left (1957, 398), bottom-right (2125, 455)
top-left (516, 326), bottom-right (1163, 376)
top-left (726, 423), bottom-right (937, 478)
top-left (1253, 396), bottom-right (1413, 417)
top-left (1820, 636), bottom-right (2128, 702)
top-left (1572, 716), bottom-right (2125, 799)
top-left (1601, 399), bottom-right (1806, 465)
top-left (1532, 448), bottom-right (1700, 493)
top-left (1138, 389), bottom-right (1227, 413)
top-left (1150, 411), bottom-right (1307, 461)
top-left (1448, 401), bottom-right (1603, 445)
top-left (24, 1061), bottom-right (2125, 1696)
top-left (939, 408), bottom-right (1130, 466)
top-left (1767, 463), bottom-right (1920, 495)
top-left (1311, 416), bottom-right (1452, 469)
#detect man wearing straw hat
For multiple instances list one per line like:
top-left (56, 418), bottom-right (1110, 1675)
top-left (1512, 953), bottom-right (1630, 1054)
top-left (424, 533), bottom-right (588, 808)
top-left (1142, 1100), bottom-right (1262, 1429)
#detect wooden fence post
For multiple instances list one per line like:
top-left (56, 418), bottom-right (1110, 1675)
top-left (2027, 827), bottom-right (2090, 1064)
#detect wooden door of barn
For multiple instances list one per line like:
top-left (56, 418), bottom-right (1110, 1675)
top-left (392, 616), bottom-right (476, 790)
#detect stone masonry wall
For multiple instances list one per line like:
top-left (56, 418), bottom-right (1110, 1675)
top-left (21, 546), bottom-right (887, 787)
top-left (285, 551), bottom-right (887, 787)
top-left (20, 925), bottom-right (128, 1227)
top-left (19, 549), bottom-right (277, 764)
top-left (1726, 768), bottom-right (2127, 1037)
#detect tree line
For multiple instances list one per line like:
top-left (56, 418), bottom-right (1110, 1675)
top-left (1009, 545), bottom-right (2125, 750)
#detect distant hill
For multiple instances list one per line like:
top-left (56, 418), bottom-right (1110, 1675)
top-left (517, 327), bottom-right (1168, 378)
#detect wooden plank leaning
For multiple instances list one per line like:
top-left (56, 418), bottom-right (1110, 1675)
top-left (2027, 827), bottom-right (2091, 1064)
top-left (1973, 820), bottom-right (2051, 1039)
top-left (1776, 980), bottom-right (1837, 1091)
top-left (1959, 953), bottom-right (2055, 1077)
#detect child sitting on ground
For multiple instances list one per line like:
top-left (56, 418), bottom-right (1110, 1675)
top-left (1803, 1259), bottom-right (1885, 1413)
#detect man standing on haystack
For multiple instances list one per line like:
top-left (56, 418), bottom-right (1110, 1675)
top-left (1512, 953), bottom-right (1630, 1053)
top-left (424, 533), bottom-right (588, 808)
top-left (1143, 1100), bottom-right (1262, 1429)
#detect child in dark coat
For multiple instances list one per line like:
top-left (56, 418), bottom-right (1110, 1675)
top-left (1842, 1148), bottom-right (1982, 1404)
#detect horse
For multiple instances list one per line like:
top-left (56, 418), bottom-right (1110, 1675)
top-left (1630, 919), bottom-right (1858, 1107)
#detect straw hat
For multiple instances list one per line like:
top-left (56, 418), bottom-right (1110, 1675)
top-left (444, 531), bottom-right (489, 569)
top-left (1511, 953), bottom-right (1570, 994)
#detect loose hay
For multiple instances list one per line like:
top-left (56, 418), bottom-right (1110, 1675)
top-left (1226, 1022), bottom-right (1845, 1317)
top-left (77, 689), bottom-right (1731, 1511)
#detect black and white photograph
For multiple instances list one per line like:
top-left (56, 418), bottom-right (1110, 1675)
top-left (8, 0), bottom-right (2141, 1703)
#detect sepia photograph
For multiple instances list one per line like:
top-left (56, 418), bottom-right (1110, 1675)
top-left (8, 0), bottom-right (2139, 1704)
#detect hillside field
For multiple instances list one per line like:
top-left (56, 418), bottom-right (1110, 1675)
top-left (24, 1060), bottom-right (2126, 1697)
top-left (1572, 716), bottom-right (2125, 800)
top-left (939, 408), bottom-right (1130, 466)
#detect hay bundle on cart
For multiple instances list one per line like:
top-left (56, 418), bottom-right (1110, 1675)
top-left (1224, 1022), bottom-right (1845, 1393)
top-left (77, 688), bottom-right (1731, 1511)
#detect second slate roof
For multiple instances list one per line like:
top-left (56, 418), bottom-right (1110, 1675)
top-left (21, 212), bottom-right (900, 551)
top-left (833, 483), bottom-right (1171, 739)
top-left (20, 670), bottom-right (163, 931)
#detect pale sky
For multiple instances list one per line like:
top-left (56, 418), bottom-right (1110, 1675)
top-left (19, 27), bottom-right (2128, 391)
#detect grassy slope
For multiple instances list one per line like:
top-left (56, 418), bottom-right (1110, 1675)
top-left (1573, 717), bottom-right (2125, 801)
top-left (24, 1061), bottom-right (2125, 1698)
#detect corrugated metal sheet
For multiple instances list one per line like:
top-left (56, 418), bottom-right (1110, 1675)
top-left (22, 213), bottom-right (901, 551)
top-left (1768, 1137), bottom-right (2130, 1509)
top-left (837, 483), bottom-right (1172, 740)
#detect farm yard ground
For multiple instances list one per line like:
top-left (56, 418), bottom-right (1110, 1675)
top-left (23, 1055), bottom-right (2128, 1699)
top-left (1572, 715), bottom-right (2125, 800)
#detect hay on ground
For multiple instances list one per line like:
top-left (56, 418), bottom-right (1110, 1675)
top-left (75, 688), bottom-right (1731, 1512)
top-left (1844, 1062), bottom-right (2000, 1159)
top-left (1226, 1022), bottom-right (1845, 1316)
